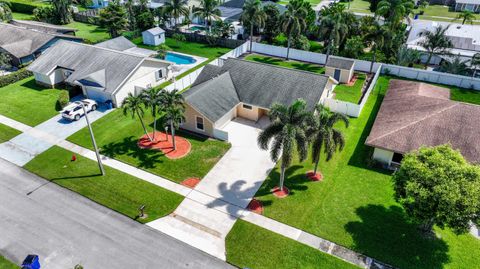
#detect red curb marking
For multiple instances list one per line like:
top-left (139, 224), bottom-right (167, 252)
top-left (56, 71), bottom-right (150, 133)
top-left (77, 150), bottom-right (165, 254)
top-left (272, 186), bottom-right (289, 198)
top-left (137, 131), bottom-right (191, 159)
top-left (247, 198), bottom-right (264, 214)
top-left (181, 177), bottom-right (201, 188)
top-left (306, 170), bottom-right (323, 182)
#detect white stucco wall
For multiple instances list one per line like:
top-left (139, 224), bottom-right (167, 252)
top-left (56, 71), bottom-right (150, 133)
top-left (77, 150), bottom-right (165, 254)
top-left (33, 72), bottom-right (52, 85)
top-left (372, 148), bottom-right (394, 165)
top-left (214, 105), bottom-right (237, 128)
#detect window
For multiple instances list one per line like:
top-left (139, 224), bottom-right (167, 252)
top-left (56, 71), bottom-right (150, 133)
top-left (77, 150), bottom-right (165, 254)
top-left (196, 116), bottom-right (204, 131)
top-left (242, 104), bottom-right (253, 110)
top-left (155, 69), bottom-right (164, 81)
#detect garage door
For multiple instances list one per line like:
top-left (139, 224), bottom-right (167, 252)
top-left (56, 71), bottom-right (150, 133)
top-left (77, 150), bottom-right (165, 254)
top-left (85, 88), bottom-right (110, 103)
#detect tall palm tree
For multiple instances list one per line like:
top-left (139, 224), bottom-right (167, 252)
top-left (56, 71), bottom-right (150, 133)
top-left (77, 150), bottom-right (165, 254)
top-left (164, 0), bottom-right (190, 28)
top-left (141, 87), bottom-right (162, 141)
top-left (318, 4), bottom-right (349, 63)
top-left (193, 0), bottom-right (221, 32)
top-left (258, 99), bottom-right (310, 192)
top-left (364, 23), bottom-right (385, 73)
top-left (418, 25), bottom-right (453, 69)
top-left (471, 53), bottom-right (480, 78)
top-left (122, 93), bottom-right (152, 141)
top-left (438, 55), bottom-right (470, 76)
top-left (375, 0), bottom-right (414, 28)
top-left (241, 0), bottom-right (267, 52)
top-left (160, 89), bottom-right (185, 150)
top-left (455, 10), bottom-right (476, 25)
top-left (281, 0), bottom-right (308, 60)
top-left (307, 105), bottom-right (349, 178)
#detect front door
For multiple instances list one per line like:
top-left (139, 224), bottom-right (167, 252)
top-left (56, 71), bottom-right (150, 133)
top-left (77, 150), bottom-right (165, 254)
top-left (334, 69), bottom-right (341, 81)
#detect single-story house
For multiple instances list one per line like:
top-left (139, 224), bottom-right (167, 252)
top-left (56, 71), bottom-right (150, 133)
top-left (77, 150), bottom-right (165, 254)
top-left (365, 79), bottom-right (480, 167)
top-left (96, 36), bottom-right (156, 56)
top-left (407, 20), bottom-right (480, 64)
top-left (142, 27), bottom-right (166, 46)
top-left (324, 56), bottom-right (355, 84)
top-left (181, 58), bottom-right (337, 139)
top-left (0, 23), bottom-right (83, 67)
top-left (9, 20), bottom-right (78, 35)
top-left (28, 40), bottom-right (172, 107)
top-left (454, 0), bottom-right (480, 12)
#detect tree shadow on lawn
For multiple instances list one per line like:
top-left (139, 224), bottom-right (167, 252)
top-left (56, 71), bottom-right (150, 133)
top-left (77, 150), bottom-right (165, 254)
top-left (19, 78), bottom-right (49, 91)
top-left (255, 165), bottom-right (310, 199)
top-left (100, 136), bottom-right (164, 169)
top-left (290, 63), bottom-right (324, 74)
top-left (345, 204), bottom-right (450, 269)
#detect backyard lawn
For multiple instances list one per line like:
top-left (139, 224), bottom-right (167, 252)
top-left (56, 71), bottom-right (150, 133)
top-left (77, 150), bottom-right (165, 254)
top-left (342, 0), bottom-right (372, 14)
top-left (251, 75), bottom-right (480, 269)
top-left (67, 109), bottom-right (231, 183)
top-left (244, 53), bottom-right (325, 74)
top-left (24, 146), bottom-right (184, 223)
top-left (226, 220), bottom-right (360, 269)
top-left (0, 123), bottom-right (21, 143)
top-left (0, 77), bottom-right (62, 126)
top-left (334, 73), bottom-right (367, 104)
top-left (11, 12), bottom-right (34, 20)
top-left (0, 255), bottom-right (18, 269)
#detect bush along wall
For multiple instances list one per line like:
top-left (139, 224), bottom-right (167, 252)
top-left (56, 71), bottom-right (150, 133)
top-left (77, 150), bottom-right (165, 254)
top-left (2, 0), bottom-right (46, 14)
top-left (0, 68), bottom-right (32, 88)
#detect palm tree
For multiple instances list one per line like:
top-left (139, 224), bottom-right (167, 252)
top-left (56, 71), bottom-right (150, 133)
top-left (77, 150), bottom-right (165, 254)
top-left (438, 55), bottom-right (470, 76)
top-left (396, 46), bottom-right (420, 67)
top-left (164, 0), bottom-right (190, 28)
top-left (141, 87), bottom-right (163, 141)
top-left (318, 4), bottom-right (349, 63)
top-left (307, 105), bottom-right (349, 178)
top-left (241, 0), bottom-right (267, 52)
top-left (471, 53), bottom-right (480, 78)
top-left (364, 23), bottom-right (385, 73)
top-left (376, 0), bottom-right (414, 28)
top-left (122, 93), bottom-right (152, 141)
top-left (258, 99), bottom-right (310, 193)
top-left (160, 89), bottom-right (185, 150)
top-left (193, 0), bottom-right (221, 32)
top-left (418, 25), bottom-right (453, 69)
top-left (281, 0), bottom-right (308, 60)
top-left (455, 10), bottom-right (476, 25)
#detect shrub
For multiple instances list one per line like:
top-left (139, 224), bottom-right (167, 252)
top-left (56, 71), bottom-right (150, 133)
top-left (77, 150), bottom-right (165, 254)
top-left (293, 35), bottom-right (310, 51)
top-left (56, 90), bottom-right (70, 110)
top-left (0, 68), bottom-right (32, 88)
top-left (3, 0), bottom-right (45, 14)
top-left (273, 33), bottom-right (287, 47)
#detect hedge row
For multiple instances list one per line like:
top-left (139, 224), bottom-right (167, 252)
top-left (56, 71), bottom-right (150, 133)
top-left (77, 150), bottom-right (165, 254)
top-left (0, 69), bottom-right (32, 88)
top-left (2, 0), bottom-right (47, 14)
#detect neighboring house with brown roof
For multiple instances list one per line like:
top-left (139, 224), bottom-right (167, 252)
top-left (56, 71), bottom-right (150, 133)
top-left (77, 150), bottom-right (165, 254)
top-left (365, 79), bottom-right (480, 166)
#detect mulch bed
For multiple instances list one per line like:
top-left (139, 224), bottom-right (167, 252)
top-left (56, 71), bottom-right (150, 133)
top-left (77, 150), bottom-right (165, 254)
top-left (181, 177), bottom-right (201, 188)
top-left (247, 198), bottom-right (264, 214)
top-left (346, 75), bottom-right (358, 86)
top-left (137, 131), bottom-right (191, 159)
top-left (306, 170), bottom-right (323, 182)
top-left (271, 186), bottom-right (290, 198)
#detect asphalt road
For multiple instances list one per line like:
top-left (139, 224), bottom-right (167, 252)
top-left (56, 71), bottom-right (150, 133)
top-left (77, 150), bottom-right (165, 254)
top-left (0, 158), bottom-right (235, 269)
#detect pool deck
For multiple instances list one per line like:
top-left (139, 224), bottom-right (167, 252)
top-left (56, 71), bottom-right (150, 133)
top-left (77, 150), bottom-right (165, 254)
top-left (166, 51), bottom-right (208, 77)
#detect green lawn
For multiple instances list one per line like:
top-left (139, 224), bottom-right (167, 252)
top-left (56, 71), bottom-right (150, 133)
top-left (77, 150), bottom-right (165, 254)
top-left (334, 73), bottom-right (367, 104)
top-left (11, 11), bottom-right (34, 20)
top-left (0, 77), bottom-right (62, 126)
top-left (341, 0), bottom-right (372, 14)
top-left (244, 53), bottom-right (325, 74)
top-left (67, 109), bottom-right (231, 183)
top-left (252, 75), bottom-right (480, 269)
top-left (0, 255), bottom-right (18, 269)
top-left (278, 0), bottom-right (322, 6)
top-left (24, 146), bottom-right (183, 223)
top-left (226, 220), bottom-right (360, 269)
top-left (0, 123), bottom-right (21, 143)
top-left (420, 4), bottom-right (480, 19)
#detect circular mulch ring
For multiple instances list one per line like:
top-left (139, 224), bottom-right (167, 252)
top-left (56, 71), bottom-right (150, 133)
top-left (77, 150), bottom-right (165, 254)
top-left (181, 177), bottom-right (201, 188)
top-left (271, 186), bottom-right (290, 198)
top-left (306, 170), bottom-right (323, 182)
top-left (138, 131), bottom-right (191, 159)
top-left (247, 198), bottom-right (264, 214)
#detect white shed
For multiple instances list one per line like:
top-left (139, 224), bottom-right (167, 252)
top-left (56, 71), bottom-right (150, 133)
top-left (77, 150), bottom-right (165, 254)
top-left (325, 56), bottom-right (355, 84)
top-left (142, 27), bottom-right (166, 46)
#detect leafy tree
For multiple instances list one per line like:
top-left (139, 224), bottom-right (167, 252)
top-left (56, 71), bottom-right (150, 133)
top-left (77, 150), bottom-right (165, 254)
top-left (0, 51), bottom-right (12, 70)
top-left (438, 55), bottom-right (470, 76)
top-left (193, 0), bottom-right (221, 32)
top-left (52, 0), bottom-right (72, 24)
top-left (125, 0), bottom-right (137, 32)
top-left (164, 0), bottom-right (189, 27)
top-left (293, 35), bottom-right (310, 51)
top-left (456, 10), bottom-right (475, 25)
top-left (342, 36), bottom-right (365, 58)
top-left (396, 46), bottom-right (420, 67)
top-left (258, 99), bottom-right (310, 192)
top-left (212, 20), bottom-right (234, 38)
top-left (317, 4), bottom-right (352, 62)
top-left (307, 104), bottom-right (348, 177)
top-left (376, 0), bottom-right (414, 28)
top-left (262, 4), bottom-right (281, 42)
top-left (160, 89), bottom-right (185, 150)
top-left (418, 25), bottom-right (453, 68)
top-left (141, 87), bottom-right (162, 140)
top-left (364, 22), bottom-right (385, 73)
top-left (393, 144), bottom-right (480, 235)
top-left (368, 0), bottom-right (381, 13)
top-left (136, 10), bottom-right (154, 31)
top-left (33, 6), bottom-right (56, 23)
top-left (471, 53), bottom-right (480, 78)
top-left (122, 93), bottom-right (152, 141)
top-left (0, 2), bottom-right (12, 22)
top-left (172, 33), bottom-right (186, 46)
top-left (241, 0), bottom-right (267, 52)
top-left (99, 0), bottom-right (128, 37)
top-left (281, 0), bottom-right (309, 59)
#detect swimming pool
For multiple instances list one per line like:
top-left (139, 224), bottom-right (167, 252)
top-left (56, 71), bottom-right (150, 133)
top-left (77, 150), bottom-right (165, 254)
top-left (188, 26), bottom-right (206, 31)
top-left (165, 52), bottom-right (197, 65)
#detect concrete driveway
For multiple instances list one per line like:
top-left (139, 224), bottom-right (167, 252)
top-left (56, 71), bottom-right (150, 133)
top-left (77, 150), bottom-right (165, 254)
top-left (0, 103), bottom-right (111, 166)
top-left (0, 158), bottom-right (233, 269)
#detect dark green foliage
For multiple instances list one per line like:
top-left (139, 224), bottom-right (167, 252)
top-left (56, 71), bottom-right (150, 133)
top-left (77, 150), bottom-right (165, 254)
top-left (0, 68), bottom-right (32, 88)
top-left (99, 0), bottom-right (128, 37)
top-left (3, 0), bottom-right (45, 13)
top-left (56, 90), bottom-right (70, 109)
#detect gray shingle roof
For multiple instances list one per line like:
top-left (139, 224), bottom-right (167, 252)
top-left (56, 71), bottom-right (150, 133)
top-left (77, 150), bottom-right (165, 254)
top-left (96, 36), bottom-right (136, 51)
top-left (184, 58), bottom-right (332, 123)
top-left (325, 56), bottom-right (355, 70)
top-left (0, 23), bottom-right (56, 58)
top-left (28, 40), bottom-right (146, 93)
top-left (365, 79), bottom-right (480, 163)
top-left (143, 27), bottom-right (165, 36)
top-left (10, 20), bottom-right (77, 34)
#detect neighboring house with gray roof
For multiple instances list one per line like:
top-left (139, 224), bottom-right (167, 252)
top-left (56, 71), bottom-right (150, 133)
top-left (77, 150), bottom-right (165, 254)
top-left (96, 36), bottom-right (156, 57)
top-left (9, 20), bottom-right (78, 35)
top-left (28, 40), bottom-right (172, 106)
top-left (454, 0), bottom-right (480, 12)
top-left (181, 58), bottom-right (337, 139)
top-left (324, 56), bottom-right (355, 83)
top-left (0, 23), bottom-right (82, 67)
top-left (366, 79), bottom-right (480, 167)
